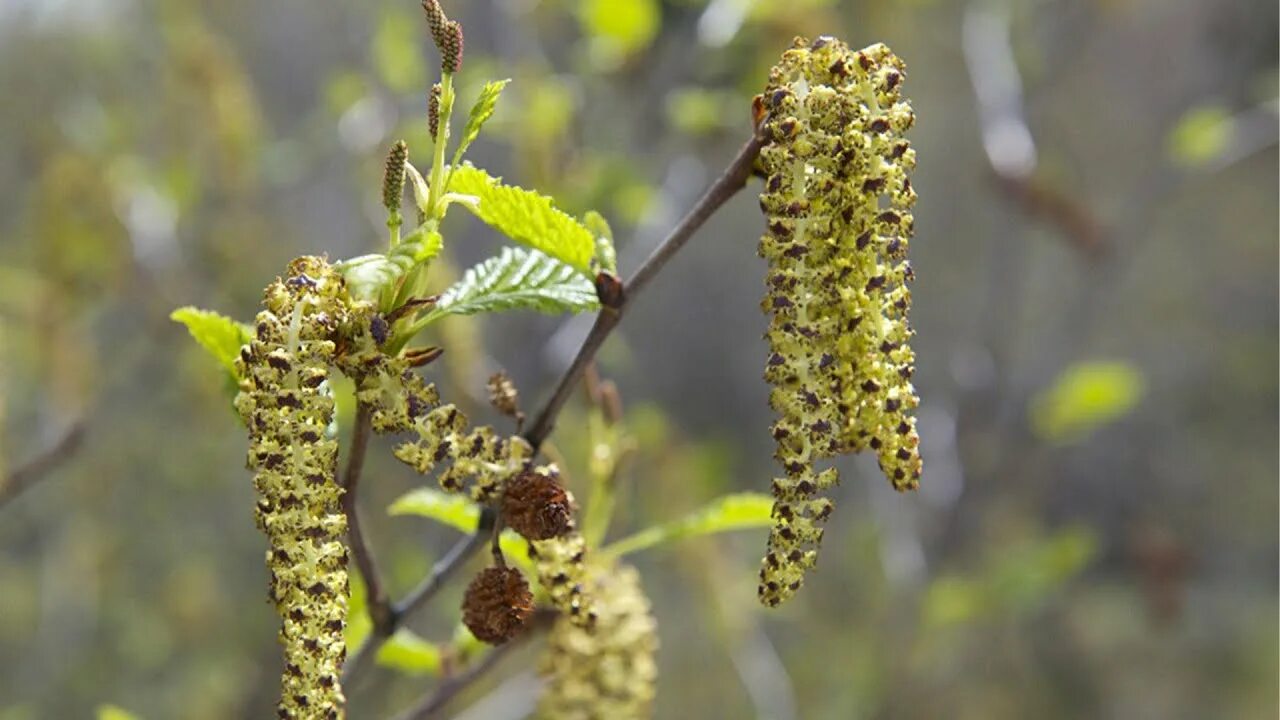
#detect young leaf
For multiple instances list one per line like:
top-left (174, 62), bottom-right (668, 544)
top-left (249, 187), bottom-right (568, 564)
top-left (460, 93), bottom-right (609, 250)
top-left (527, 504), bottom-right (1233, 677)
top-left (426, 246), bottom-right (599, 322)
top-left (336, 229), bottom-right (443, 303)
top-left (447, 164), bottom-right (595, 274)
top-left (583, 209), bottom-right (618, 275)
top-left (388, 486), bottom-right (479, 533)
top-left (171, 307), bottom-right (251, 377)
top-left (377, 629), bottom-right (444, 676)
top-left (603, 492), bottom-right (775, 558)
top-left (453, 79), bottom-right (510, 165)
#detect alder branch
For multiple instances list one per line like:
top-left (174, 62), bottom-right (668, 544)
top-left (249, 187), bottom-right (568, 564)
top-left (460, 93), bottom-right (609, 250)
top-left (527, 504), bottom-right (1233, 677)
top-left (343, 404), bottom-right (395, 637)
top-left (345, 131), bottom-right (763, 697)
top-left (0, 421), bottom-right (86, 510)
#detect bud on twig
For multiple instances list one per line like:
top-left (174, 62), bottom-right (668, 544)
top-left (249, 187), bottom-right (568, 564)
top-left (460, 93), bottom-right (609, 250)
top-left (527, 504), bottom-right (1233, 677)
top-left (462, 566), bottom-right (534, 644)
top-left (428, 83), bottom-right (442, 138)
top-left (382, 140), bottom-right (408, 213)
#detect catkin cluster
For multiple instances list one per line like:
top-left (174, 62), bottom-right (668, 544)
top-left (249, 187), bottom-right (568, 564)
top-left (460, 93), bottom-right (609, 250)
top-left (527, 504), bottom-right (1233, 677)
top-left (536, 563), bottom-right (658, 720)
top-left (756, 37), bottom-right (921, 607)
top-left (235, 257), bottom-right (354, 718)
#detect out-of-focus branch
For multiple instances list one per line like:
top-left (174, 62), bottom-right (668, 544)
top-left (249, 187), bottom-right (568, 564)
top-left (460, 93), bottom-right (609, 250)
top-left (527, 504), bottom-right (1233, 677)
top-left (343, 404), bottom-right (395, 635)
top-left (963, 4), bottom-right (1107, 259)
top-left (0, 421), bottom-right (86, 510)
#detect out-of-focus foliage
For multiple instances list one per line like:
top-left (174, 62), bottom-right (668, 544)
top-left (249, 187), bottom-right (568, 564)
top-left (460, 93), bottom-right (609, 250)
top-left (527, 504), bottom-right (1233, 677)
top-left (1030, 361), bottom-right (1144, 444)
top-left (0, 0), bottom-right (1275, 719)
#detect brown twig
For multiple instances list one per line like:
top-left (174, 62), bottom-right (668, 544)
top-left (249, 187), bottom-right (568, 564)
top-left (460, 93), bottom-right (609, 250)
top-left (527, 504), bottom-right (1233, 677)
top-left (343, 404), bottom-right (396, 637)
top-left (0, 421), bottom-right (86, 510)
top-left (522, 132), bottom-right (763, 449)
top-left (392, 611), bottom-right (556, 720)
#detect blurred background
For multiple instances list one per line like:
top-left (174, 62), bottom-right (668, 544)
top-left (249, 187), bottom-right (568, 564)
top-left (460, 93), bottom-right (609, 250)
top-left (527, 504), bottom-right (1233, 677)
top-left (0, 0), bottom-right (1276, 718)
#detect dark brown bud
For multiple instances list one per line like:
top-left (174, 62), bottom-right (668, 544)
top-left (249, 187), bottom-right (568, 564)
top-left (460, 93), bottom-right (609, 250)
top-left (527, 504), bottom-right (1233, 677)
top-left (594, 271), bottom-right (624, 309)
top-left (404, 346), bottom-right (445, 367)
top-left (487, 371), bottom-right (522, 420)
top-left (461, 567), bottom-right (534, 644)
top-left (502, 469), bottom-right (574, 541)
top-left (382, 140), bottom-right (408, 213)
top-left (428, 83), bottom-right (442, 138)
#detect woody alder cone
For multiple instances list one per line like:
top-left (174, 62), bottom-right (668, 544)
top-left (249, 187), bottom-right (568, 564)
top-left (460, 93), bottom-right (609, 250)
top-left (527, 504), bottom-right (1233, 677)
top-left (503, 469), bottom-right (574, 541)
top-left (462, 567), bottom-right (535, 644)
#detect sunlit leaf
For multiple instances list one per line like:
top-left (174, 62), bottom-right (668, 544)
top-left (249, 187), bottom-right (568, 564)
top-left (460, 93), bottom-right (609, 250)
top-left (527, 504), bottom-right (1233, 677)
top-left (1167, 105), bottom-right (1233, 168)
top-left (604, 492), bottom-right (775, 557)
top-left (336, 228), bottom-right (443, 304)
top-left (171, 306), bottom-right (251, 377)
top-left (1030, 361), bottom-right (1145, 444)
top-left (377, 629), bottom-right (444, 676)
top-left (579, 0), bottom-right (660, 59)
top-left (387, 487), bottom-right (480, 533)
top-left (96, 706), bottom-right (142, 720)
top-left (453, 79), bottom-right (510, 165)
top-left (425, 246), bottom-right (599, 323)
top-left (446, 164), bottom-right (596, 274)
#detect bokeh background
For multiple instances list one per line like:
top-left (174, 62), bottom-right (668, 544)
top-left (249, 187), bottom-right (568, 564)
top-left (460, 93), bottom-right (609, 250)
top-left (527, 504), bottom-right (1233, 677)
top-left (1, 0), bottom-right (1276, 718)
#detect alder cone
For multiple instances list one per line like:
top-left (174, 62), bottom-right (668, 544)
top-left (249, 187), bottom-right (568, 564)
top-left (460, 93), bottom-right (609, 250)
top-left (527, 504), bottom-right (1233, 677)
top-left (462, 567), bottom-right (534, 644)
top-left (503, 470), bottom-right (574, 541)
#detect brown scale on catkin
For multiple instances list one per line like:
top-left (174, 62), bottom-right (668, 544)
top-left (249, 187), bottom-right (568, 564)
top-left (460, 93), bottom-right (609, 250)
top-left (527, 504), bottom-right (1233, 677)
top-left (756, 37), bottom-right (921, 607)
top-left (235, 256), bottom-right (354, 718)
top-left (535, 563), bottom-right (657, 720)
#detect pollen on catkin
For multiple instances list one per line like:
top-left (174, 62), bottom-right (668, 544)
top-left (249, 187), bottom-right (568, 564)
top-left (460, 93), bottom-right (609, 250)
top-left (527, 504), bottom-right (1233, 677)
top-left (528, 526), bottom-right (597, 630)
top-left (535, 563), bottom-right (657, 720)
top-left (756, 36), bottom-right (921, 607)
top-left (235, 256), bottom-right (354, 718)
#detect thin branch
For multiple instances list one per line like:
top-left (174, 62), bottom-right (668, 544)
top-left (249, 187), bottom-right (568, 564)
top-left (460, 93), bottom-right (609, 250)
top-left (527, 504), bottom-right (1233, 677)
top-left (0, 421), bottom-right (86, 510)
top-left (343, 508), bottom-right (495, 687)
top-left (522, 132), bottom-right (763, 449)
top-left (343, 404), bottom-right (396, 638)
top-left (392, 612), bottom-right (555, 720)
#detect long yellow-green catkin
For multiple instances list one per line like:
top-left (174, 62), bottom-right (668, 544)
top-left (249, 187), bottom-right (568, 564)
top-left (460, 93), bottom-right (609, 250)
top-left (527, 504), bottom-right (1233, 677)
top-left (757, 37), bottom-right (921, 607)
top-left (235, 257), bottom-right (353, 718)
top-left (536, 563), bottom-right (657, 720)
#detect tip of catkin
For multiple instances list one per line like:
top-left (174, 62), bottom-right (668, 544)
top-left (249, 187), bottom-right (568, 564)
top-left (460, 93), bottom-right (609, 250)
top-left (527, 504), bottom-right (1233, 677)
top-left (382, 140), bottom-right (408, 213)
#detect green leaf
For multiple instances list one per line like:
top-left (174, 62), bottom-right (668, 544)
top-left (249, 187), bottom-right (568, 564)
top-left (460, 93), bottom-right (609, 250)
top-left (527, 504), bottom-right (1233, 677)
top-left (579, 0), bottom-right (660, 59)
top-left (171, 307), bottom-right (251, 377)
top-left (377, 629), bottom-right (444, 676)
top-left (583, 210), bottom-right (617, 275)
top-left (425, 246), bottom-right (599, 323)
top-left (603, 492), bottom-right (775, 557)
top-left (1030, 361), bottom-right (1145, 444)
top-left (388, 487), bottom-right (480, 533)
top-left (336, 229), bottom-right (443, 304)
top-left (97, 706), bottom-right (142, 720)
top-left (1167, 105), bottom-right (1233, 168)
top-left (446, 164), bottom-right (596, 274)
top-left (453, 80), bottom-right (510, 166)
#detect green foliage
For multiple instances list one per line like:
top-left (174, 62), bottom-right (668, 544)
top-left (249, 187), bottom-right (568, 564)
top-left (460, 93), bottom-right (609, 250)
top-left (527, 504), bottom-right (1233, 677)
top-left (922, 527), bottom-right (1097, 629)
top-left (454, 80), bottom-right (510, 165)
top-left (604, 492), bottom-right (775, 557)
top-left (425, 246), bottom-right (599, 322)
top-left (96, 706), bottom-right (142, 720)
top-left (388, 486), bottom-right (479, 533)
top-left (446, 164), bottom-right (599, 275)
top-left (1030, 361), bottom-right (1145, 444)
top-left (170, 307), bottom-right (251, 378)
top-left (336, 228), bottom-right (443, 305)
top-left (578, 0), bottom-right (660, 60)
top-left (377, 630), bottom-right (443, 676)
top-left (1167, 105), bottom-right (1232, 167)
top-left (372, 5), bottom-right (427, 93)
top-left (583, 210), bottom-right (618, 275)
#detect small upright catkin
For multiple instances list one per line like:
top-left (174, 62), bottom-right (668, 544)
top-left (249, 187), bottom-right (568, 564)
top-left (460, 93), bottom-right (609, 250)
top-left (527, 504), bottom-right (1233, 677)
top-left (756, 37), bottom-right (921, 607)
